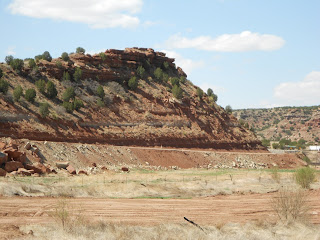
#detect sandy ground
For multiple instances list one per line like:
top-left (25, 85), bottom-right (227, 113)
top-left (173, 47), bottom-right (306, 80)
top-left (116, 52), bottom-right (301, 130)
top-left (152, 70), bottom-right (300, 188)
top-left (1, 190), bottom-right (320, 239)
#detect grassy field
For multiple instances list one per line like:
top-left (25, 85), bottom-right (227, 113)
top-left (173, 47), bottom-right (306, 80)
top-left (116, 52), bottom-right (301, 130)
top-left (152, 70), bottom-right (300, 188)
top-left (1, 168), bottom-right (319, 198)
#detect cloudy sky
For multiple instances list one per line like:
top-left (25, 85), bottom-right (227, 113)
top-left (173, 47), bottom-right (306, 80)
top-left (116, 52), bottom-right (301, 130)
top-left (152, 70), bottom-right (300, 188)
top-left (0, 0), bottom-right (319, 109)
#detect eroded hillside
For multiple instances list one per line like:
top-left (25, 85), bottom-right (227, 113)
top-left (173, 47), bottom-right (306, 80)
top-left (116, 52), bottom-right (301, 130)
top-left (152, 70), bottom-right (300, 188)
top-left (234, 106), bottom-right (320, 144)
top-left (0, 48), bottom-right (262, 150)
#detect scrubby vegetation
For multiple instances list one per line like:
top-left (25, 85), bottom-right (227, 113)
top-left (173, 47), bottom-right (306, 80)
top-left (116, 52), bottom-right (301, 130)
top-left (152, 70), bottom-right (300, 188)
top-left (295, 167), bottom-right (316, 189)
top-left (25, 89), bottom-right (36, 103)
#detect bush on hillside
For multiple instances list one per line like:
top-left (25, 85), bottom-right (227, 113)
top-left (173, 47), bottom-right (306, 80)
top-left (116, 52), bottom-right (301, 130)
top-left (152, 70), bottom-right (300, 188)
top-left (207, 88), bottom-right (213, 96)
top-left (35, 79), bottom-right (46, 94)
top-left (0, 79), bottom-right (9, 94)
top-left (46, 81), bottom-right (58, 99)
top-left (0, 68), bottom-right (2, 78)
top-left (10, 58), bottom-right (24, 72)
top-left (13, 85), bottom-right (23, 101)
top-left (28, 59), bottom-right (36, 69)
top-left (42, 51), bottom-right (52, 62)
top-left (154, 68), bottom-right (163, 82)
top-left (73, 98), bottom-right (84, 111)
top-left (170, 77), bottom-right (180, 86)
top-left (99, 52), bottom-right (106, 61)
top-left (61, 52), bottom-right (69, 61)
top-left (39, 102), bottom-right (50, 118)
top-left (163, 61), bottom-right (169, 69)
top-left (63, 87), bottom-right (75, 102)
top-left (76, 47), bottom-right (86, 54)
top-left (196, 88), bottom-right (204, 99)
top-left (63, 101), bottom-right (74, 113)
top-left (172, 85), bottom-right (183, 99)
top-left (96, 85), bottom-right (105, 99)
top-left (25, 88), bottom-right (36, 103)
top-left (73, 67), bottom-right (82, 82)
top-left (226, 105), bottom-right (232, 114)
top-left (136, 66), bottom-right (145, 79)
top-left (128, 76), bottom-right (138, 90)
top-left (5, 55), bottom-right (14, 65)
top-left (62, 71), bottom-right (71, 81)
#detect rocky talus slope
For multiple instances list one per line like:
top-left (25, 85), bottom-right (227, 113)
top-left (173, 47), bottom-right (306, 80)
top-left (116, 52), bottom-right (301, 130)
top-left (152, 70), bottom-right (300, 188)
top-left (0, 48), bottom-right (262, 150)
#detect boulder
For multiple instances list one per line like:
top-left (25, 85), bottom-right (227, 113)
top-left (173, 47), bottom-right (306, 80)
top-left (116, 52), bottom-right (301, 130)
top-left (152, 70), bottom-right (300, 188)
top-left (78, 170), bottom-right (88, 175)
top-left (0, 142), bottom-right (6, 150)
top-left (101, 166), bottom-right (108, 171)
top-left (121, 167), bottom-right (129, 172)
top-left (0, 168), bottom-right (7, 177)
top-left (0, 152), bottom-right (8, 165)
top-left (24, 142), bottom-right (31, 150)
top-left (5, 161), bottom-right (24, 172)
top-left (17, 152), bottom-right (27, 164)
top-left (25, 164), bottom-right (42, 174)
top-left (3, 147), bottom-right (24, 161)
top-left (36, 163), bottom-right (51, 174)
top-left (56, 161), bottom-right (69, 169)
top-left (17, 168), bottom-right (32, 176)
top-left (67, 165), bottom-right (76, 174)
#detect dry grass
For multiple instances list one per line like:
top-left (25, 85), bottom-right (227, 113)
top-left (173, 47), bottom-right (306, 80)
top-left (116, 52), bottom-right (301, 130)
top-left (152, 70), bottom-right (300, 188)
top-left (19, 220), bottom-right (320, 240)
top-left (1, 169), bottom-right (318, 199)
top-left (271, 187), bottom-right (310, 224)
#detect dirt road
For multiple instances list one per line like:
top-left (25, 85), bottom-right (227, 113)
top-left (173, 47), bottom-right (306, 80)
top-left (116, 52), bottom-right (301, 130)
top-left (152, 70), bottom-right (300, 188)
top-left (1, 190), bottom-right (320, 227)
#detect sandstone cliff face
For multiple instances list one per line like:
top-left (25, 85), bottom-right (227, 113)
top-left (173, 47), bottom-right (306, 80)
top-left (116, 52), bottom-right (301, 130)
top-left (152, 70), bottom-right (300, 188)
top-left (0, 48), bottom-right (262, 150)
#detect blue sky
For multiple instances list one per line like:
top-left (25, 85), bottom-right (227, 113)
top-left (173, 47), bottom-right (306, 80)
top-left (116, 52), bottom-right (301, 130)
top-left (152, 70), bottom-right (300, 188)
top-left (1, 0), bottom-right (319, 109)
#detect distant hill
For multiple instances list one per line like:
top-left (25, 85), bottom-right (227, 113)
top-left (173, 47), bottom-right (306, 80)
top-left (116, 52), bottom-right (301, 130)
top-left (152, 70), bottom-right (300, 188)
top-left (233, 106), bottom-right (320, 147)
top-left (0, 48), bottom-right (262, 150)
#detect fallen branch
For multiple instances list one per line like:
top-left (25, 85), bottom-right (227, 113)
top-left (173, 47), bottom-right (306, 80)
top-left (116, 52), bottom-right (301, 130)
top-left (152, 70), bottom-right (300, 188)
top-left (184, 217), bottom-right (205, 233)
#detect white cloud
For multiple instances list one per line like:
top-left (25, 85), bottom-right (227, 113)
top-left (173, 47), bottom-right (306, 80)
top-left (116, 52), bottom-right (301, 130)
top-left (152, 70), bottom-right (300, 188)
top-left (165, 31), bottom-right (285, 52)
top-left (6, 46), bottom-right (16, 55)
top-left (8, 0), bottom-right (142, 29)
top-left (273, 71), bottom-right (320, 106)
top-left (162, 50), bottom-right (204, 75)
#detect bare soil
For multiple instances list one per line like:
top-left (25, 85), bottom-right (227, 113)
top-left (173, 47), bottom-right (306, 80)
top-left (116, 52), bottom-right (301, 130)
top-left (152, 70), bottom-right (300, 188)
top-left (1, 190), bottom-right (320, 238)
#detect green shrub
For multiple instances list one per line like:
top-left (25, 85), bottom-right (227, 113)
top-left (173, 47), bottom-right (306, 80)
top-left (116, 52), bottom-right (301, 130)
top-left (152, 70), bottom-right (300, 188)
top-left (73, 67), bottom-right (82, 82)
top-left (13, 85), bottom-right (23, 101)
top-left (97, 98), bottom-right (105, 107)
top-left (209, 93), bottom-right (218, 103)
top-left (172, 85), bottom-right (183, 99)
top-left (163, 61), bottom-right (169, 69)
top-left (169, 77), bottom-right (179, 86)
top-left (76, 47), bottom-right (86, 54)
top-left (179, 76), bottom-right (186, 84)
top-left (295, 167), bottom-right (316, 189)
top-left (34, 55), bottom-right (43, 63)
top-left (154, 68), bottom-right (163, 82)
top-left (35, 79), bottom-right (46, 94)
top-left (73, 98), bottom-right (84, 111)
top-left (61, 52), bottom-right (69, 61)
top-left (99, 52), bottom-right (106, 61)
top-left (207, 88), bottom-right (213, 96)
top-left (25, 88), bottom-right (36, 103)
top-left (136, 66), bottom-right (145, 79)
top-left (56, 60), bottom-right (63, 69)
top-left (0, 79), bottom-right (9, 94)
top-left (162, 73), bottom-right (169, 83)
top-left (196, 88), bottom-right (204, 99)
top-left (128, 76), bottom-right (138, 90)
top-left (10, 58), bottom-right (24, 72)
top-left (39, 102), bottom-right (50, 118)
top-left (63, 101), bottom-right (74, 113)
top-left (62, 71), bottom-right (71, 81)
top-left (42, 51), bottom-right (52, 62)
top-left (225, 105), bottom-right (232, 114)
top-left (62, 87), bottom-right (75, 102)
top-left (28, 59), bottom-right (36, 69)
top-left (5, 55), bottom-right (14, 65)
top-left (46, 81), bottom-right (58, 99)
top-left (0, 68), bottom-right (2, 78)
top-left (96, 85), bottom-right (105, 99)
